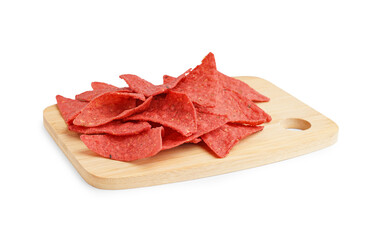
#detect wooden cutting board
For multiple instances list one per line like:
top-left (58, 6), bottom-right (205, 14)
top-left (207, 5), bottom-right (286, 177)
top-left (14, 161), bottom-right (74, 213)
top-left (43, 76), bottom-right (338, 190)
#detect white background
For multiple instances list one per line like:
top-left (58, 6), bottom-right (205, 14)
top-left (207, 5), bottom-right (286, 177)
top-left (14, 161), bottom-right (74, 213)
top-left (1, 1), bottom-right (373, 239)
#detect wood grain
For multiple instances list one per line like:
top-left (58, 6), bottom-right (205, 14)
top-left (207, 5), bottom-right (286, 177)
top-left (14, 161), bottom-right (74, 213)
top-left (43, 76), bottom-right (338, 190)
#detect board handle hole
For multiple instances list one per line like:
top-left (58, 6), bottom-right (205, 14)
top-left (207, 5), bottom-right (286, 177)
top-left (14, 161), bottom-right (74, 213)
top-left (281, 118), bottom-right (311, 131)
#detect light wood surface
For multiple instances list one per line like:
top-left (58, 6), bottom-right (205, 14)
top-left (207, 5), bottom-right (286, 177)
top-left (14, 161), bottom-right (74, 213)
top-left (43, 77), bottom-right (338, 190)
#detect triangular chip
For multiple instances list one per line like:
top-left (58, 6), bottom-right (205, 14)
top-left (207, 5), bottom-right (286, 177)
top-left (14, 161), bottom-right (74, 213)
top-left (80, 127), bottom-right (163, 162)
top-left (91, 82), bottom-right (119, 90)
top-left (68, 121), bottom-right (151, 136)
top-left (197, 89), bottom-right (271, 125)
top-left (73, 92), bottom-right (149, 127)
top-left (172, 73), bottom-right (220, 107)
top-left (217, 72), bottom-right (270, 102)
top-left (126, 91), bottom-right (197, 136)
top-left (162, 111), bottom-right (228, 150)
top-left (56, 95), bottom-right (87, 124)
top-left (230, 91), bottom-right (271, 124)
top-left (194, 52), bottom-right (269, 102)
top-left (201, 124), bottom-right (264, 158)
top-left (76, 88), bottom-right (132, 102)
top-left (171, 53), bottom-right (219, 107)
top-left (195, 52), bottom-right (217, 74)
top-left (119, 70), bottom-right (190, 97)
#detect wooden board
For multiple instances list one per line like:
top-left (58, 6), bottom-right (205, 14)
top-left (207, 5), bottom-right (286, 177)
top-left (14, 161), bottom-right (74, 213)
top-left (43, 77), bottom-right (338, 190)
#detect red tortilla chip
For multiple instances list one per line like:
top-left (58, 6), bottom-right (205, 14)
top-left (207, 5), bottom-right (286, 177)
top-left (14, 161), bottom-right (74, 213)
top-left (162, 111), bottom-right (227, 150)
top-left (68, 121), bottom-right (151, 136)
top-left (197, 89), bottom-right (271, 125)
top-left (195, 52), bottom-right (269, 102)
top-left (201, 124), bottom-right (264, 158)
top-left (76, 88), bottom-right (132, 102)
top-left (80, 127), bottom-right (163, 162)
top-left (91, 82), bottom-right (119, 90)
top-left (172, 72), bottom-right (219, 107)
top-left (73, 92), bottom-right (149, 127)
top-left (76, 89), bottom-right (112, 102)
top-left (163, 75), bottom-right (176, 84)
top-left (230, 91), bottom-right (271, 124)
top-left (119, 69), bottom-right (190, 97)
top-left (171, 53), bottom-right (219, 107)
top-left (119, 74), bottom-right (155, 96)
top-left (56, 95), bottom-right (87, 124)
top-left (164, 53), bottom-right (268, 103)
top-left (127, 91), bottom-right (197, 136)
top-left (195, 52), bottom-right (217, 74)
top-left (217, 72), bottom-right (270, 102)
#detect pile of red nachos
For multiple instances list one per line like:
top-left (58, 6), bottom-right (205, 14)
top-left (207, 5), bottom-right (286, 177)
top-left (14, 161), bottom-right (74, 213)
top-left (56, 53), bottom-right (271, 161)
